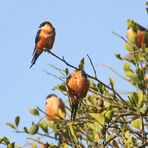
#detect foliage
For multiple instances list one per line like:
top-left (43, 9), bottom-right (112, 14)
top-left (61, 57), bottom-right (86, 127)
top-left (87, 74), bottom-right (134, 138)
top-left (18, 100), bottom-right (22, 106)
top-left (1, 4), bottom-right (148, 148)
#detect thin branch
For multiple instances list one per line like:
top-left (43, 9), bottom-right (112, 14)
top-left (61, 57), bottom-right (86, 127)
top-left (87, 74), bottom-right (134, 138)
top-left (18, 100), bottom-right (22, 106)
top-left (49, 51), bottom-right (79, 70)
top-left (43, 69), bottom-right (65, 82)
top-left (49, 51), bottom-right (128, 106)
top-left (100, 64), bottom-right (129, 81)
top-left (37, 106), bottom-right (48, 116)
top-left (26, 137), bottom-right (42, 144)
top-left (112, 31), bottom-right (129, 43)
top-left (87, 54), bottom-right (97, 78)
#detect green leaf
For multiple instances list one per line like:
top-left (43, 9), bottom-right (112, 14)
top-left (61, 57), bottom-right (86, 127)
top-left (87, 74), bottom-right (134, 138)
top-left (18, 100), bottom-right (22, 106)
top-left (65, 68), bottom-right (69, 76)
top-left (2, 137), bottom-right (10, 145)
top-left (31, 143), bottom-right (37, 148)
top-left (123, 63), bottom-right (131, 71)
top-left (60, 143), bottom-right (68, 148)
top-left (125, 70), bottom-right (135, 78)
top-left (125, 131), bottom-right (130, 139)
top-left (15, 116), bottom-right (20, 127)
top-left (89, 113), bottom-right (105, 125)
top-left (127, 28), bottom-right (136, 43)
top-left (105, 135), bottom-right (116, 146)
top-left (140, 105), bottom-right (148, 115)
top-left (8, 142), bottom-right (15, 148)
top-left (48, 121), bottom-right (56, 131)
top-left (29, 108), bottom-right (39, 116)
top-left (124, 43), bottom-right (135, 52)
top-left (39, 121), bottom-right (48, 133)
top-left (6, 122), bottom-right (16, 130)
top-left (58, 108), bottom-right (65, 119)
top-left (115, 54), bottom-right (122, 60)
top-left (131, 119), bottom-right (142, 130)
top-left (109, 77), bottom-right (115, 87)
top-left (137, 91), bottom-right (143, 108)
top-left (105, 110), bottom-right (114, 123)
top-left (78, 58), bottom-right (85, 70)
top-left (69, 124), bottom-right (77, 142)
top-left (55, 84), bottom-right (67, 92)
top-left (87, 95), bottom-right (97, 105)
top-left (29, 124), bottom-right (39, 135)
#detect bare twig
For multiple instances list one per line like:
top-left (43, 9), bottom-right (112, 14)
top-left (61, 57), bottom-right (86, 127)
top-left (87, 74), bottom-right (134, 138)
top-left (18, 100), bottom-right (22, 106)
top-left (87, 54), bottom-right (97, 78)
top-left (100, 64), bottom-right (129, 81)
top-left (43, 69), bottom-right (65, 82)
top-left (37, 106), bottom-right (48, 116)
top-left (49, 51), bottom-right (128, 106)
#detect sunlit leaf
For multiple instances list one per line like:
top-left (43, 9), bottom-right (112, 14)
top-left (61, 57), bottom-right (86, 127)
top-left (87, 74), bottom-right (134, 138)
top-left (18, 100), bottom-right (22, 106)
top-left (58, 108), bottom-right (65, 119)
top-left (29, 108), bottom-right (39, 116)
top-left (137, 91), bottom-right (143, 108)
top-left (105, 110), bottom-right (114, 123)
top-left (105, 135), bottom-right (116, 146)
top-left (127, 28), bottom-right (136, 43)
top-left (2, 137), bottom-right (10, 145)
top-left (60, 143), bottom-right (68, 148)
top-left (8, 142), bottom-right (15, 148)
top-left (6, 122), bottom-right (16, 130)
top-left (131, 119), bottom-right (142, 130)
top-left (29, 124), bottom-right (39, 135)
top-left (123, 63), bottom-right (131, 71)
top-left (69, 124), bottom-right (77, 141)
top-left (32, 143), bottom-right (37, 148)
top-left (39, 121), bottom-right (48, 133)
top-left (124, 43), bottom-right (135, 52)
top-left (89, 113), bottom-right (105, 125)
top-left (55, 84), bottom-right (67, 92)
top-left (125, 70), bottom-right (135, 78)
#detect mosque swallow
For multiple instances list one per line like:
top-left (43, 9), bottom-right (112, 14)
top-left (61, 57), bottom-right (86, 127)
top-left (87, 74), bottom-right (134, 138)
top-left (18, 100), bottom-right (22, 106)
top-left (30, 21), bottom-right (55, 68)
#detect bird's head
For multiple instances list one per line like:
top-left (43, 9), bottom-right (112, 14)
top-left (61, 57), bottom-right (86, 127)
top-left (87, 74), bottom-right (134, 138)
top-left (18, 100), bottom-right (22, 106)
top-left (39, 21), bottom-right (53, 29)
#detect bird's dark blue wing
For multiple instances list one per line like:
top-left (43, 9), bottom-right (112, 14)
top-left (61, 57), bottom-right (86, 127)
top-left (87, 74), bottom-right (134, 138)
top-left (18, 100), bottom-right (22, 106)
top-left (35, 29), bottom-right (41, 44)
top-left (32, 29), bottom-right (41, 56)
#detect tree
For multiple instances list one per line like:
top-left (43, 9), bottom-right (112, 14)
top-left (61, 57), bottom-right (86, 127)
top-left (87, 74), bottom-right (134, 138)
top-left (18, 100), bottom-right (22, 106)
top-left (1, 4), bottom-right (148, 148)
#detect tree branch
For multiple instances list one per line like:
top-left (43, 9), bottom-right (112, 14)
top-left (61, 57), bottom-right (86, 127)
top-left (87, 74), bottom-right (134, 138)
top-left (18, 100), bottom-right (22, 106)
top-left (49, 51), bottom-right (128, 105)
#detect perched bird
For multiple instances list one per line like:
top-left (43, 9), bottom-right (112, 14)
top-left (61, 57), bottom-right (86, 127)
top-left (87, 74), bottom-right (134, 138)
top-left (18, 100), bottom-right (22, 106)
top-left (30, 21), bottom-right (56, 68)
top-left (127, 20), bottom-right (148, 48)
top-left (45, 94), bottom-right (66, 121)
top-left (67, 70), bottom-right (90, 120)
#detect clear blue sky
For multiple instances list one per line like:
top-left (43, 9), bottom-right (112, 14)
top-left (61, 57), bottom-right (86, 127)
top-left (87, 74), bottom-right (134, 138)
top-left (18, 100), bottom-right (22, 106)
top-left (0, 0), bottom-right (147, 146)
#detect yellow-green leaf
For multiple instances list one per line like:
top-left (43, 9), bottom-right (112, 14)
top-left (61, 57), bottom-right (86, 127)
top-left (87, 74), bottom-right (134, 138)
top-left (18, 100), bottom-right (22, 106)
top-left (2, 137), bottom-right (10, 145)
top-left (69, 124), bottom-right (77, 142)
top-left (105, 110), bottom-right (114, 123)
top-left (39, 121), bottom-right (48, 133)
top-left (29, 124), bottom-right (39, 135)
top-left (123, 63), bottom-right (131, 71)
top-left (6, 122), bottom-right (16, 130)
top-left (89, 113), bottom-right (105, 125)
top-left (131, 119), bottom-right (142, 130)
top-left (29, 108), bottom-right (39, 116)
top-left (60, 143), bottom-right (68, 148)
top-left (32, 143), bottom-right (37, 148)
top-left (58, 108), bottom-right (65, 119)
top-left (127, 28), bottom-right (136, 43)
top-left (137, 91), bottom-right (143, 108)
top-left (124, 43), bottom-right (135, 52)
top-left (125, 70), bottom-right (135, 78)
top-left (105, 135), bottom-right (116, 146)
top-left (8, 142), bottom-right (15, 148)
